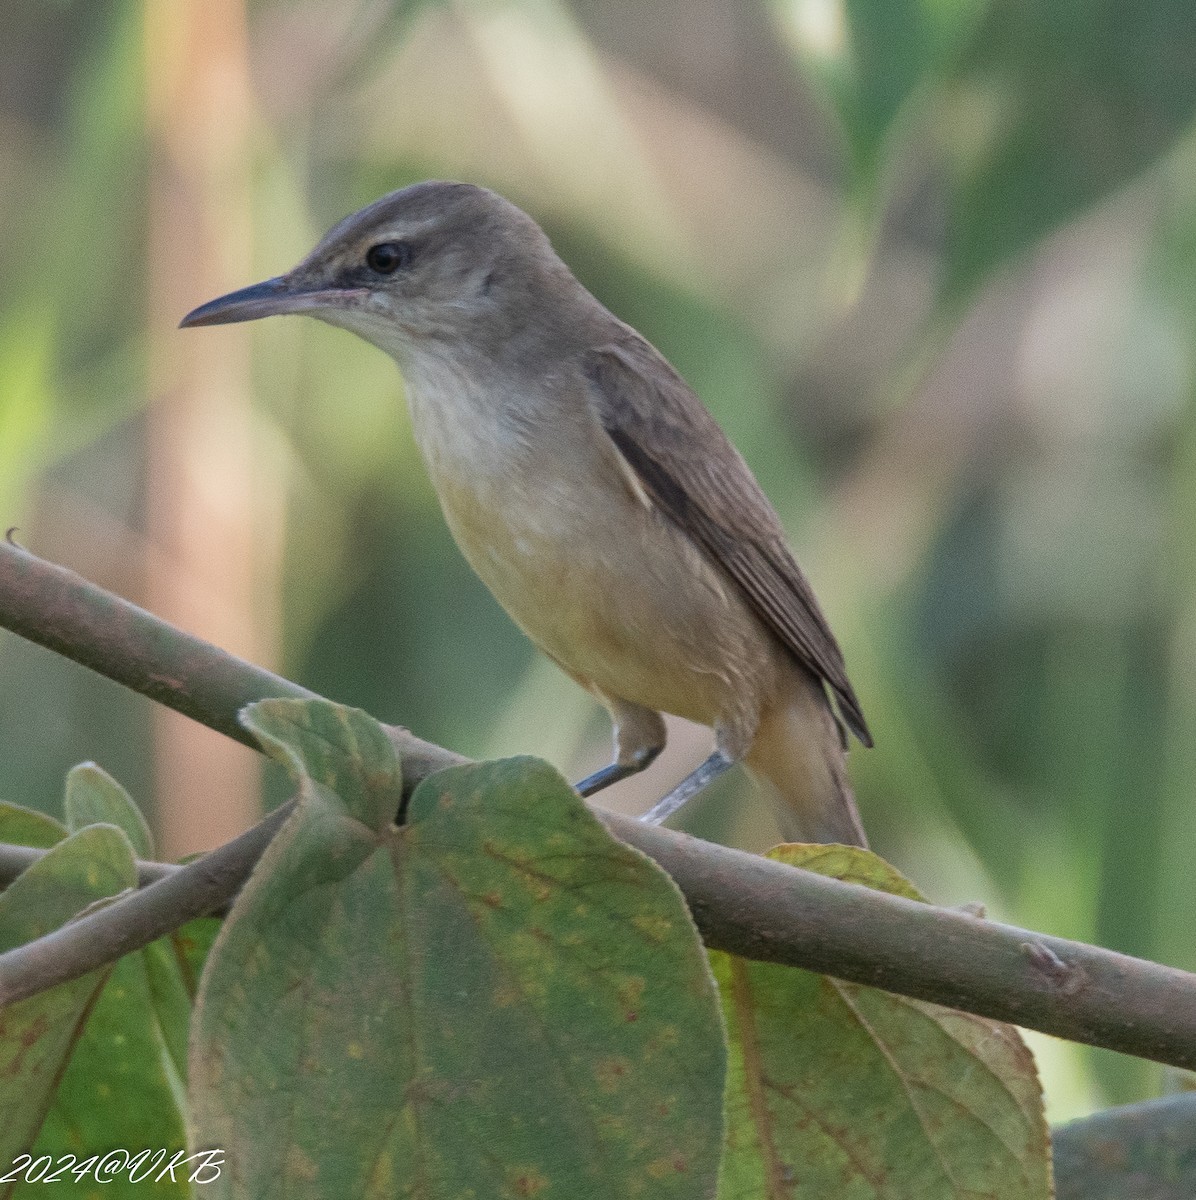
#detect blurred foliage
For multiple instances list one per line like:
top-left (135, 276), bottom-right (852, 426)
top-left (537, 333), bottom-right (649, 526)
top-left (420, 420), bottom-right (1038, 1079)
top-left (2, 0), bottom-right (1196, 1123)
top-left (1053, 1093), bottom-right (1196, 1199)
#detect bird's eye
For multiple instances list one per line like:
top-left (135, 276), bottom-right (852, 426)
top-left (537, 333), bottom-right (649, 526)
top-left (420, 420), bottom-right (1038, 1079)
top-left (366, 241), bottom-right (410, 274)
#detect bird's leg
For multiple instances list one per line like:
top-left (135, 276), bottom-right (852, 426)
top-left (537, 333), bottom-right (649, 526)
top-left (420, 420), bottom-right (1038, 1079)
top-left (640, 750), bottom-right (735, 825)
top-left (574, 700), bottom-right (665, 798)
top-left (574, 754), bottom-right (657, 797)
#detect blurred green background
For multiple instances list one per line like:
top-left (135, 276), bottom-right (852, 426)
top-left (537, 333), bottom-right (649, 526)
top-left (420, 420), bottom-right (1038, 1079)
top-left (4, 0), bottom-right (1196, 1122)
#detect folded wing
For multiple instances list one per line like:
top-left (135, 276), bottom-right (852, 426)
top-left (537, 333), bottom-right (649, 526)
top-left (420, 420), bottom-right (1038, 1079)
top-left (583, 336), bottom-right (872, 747)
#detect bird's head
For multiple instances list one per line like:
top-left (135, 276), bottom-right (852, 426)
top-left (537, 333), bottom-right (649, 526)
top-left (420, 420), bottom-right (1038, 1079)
top-left (180, 181), bottom-right (573, 363)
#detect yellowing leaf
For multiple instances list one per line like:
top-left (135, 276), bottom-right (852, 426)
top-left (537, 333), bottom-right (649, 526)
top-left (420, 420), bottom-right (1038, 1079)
top-left (714, 845), bottom-right (1050, 1199)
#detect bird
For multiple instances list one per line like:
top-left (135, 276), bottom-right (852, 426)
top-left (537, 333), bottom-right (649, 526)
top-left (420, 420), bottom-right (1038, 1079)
top-left (181, 181), bottom-right (872, 844)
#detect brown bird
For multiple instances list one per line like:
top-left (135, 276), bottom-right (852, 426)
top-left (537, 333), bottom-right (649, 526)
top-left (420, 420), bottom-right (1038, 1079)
top-left (181, 181), bottom-right (872, 844)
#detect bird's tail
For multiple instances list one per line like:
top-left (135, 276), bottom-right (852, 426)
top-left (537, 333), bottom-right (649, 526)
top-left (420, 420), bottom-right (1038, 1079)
top-left (743, 672), bottom-right (868, 847)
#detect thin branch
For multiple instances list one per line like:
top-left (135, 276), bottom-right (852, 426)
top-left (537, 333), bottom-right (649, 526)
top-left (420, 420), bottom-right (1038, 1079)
top-left (0, 841), bottom-right (177, 890)
top-left (0, 539), bottom-right (463, 786)
top-left (3, 540), bottom-right (1196, 1071)
top-left (0, 805), bottom-right (291, 1001)
top-left (609, 816), bottom-right (1196, 1071)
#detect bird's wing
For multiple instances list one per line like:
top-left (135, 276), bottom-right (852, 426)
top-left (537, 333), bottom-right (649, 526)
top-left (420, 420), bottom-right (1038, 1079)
top-left (582, 336), bottom-right (872, 747)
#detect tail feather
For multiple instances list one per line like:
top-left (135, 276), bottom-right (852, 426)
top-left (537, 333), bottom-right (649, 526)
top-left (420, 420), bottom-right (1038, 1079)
top-left (743, 673), bottom-right (868, 847)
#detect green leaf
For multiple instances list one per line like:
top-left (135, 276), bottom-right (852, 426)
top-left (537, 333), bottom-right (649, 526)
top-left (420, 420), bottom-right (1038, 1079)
top-left (777, 0), bottom-right (988, 185)
top-left (23, 953), bottom-right (190, 1200)
top-left (64, 762), bottom-right (154, 858)
top-left (0, 801), bottom-right (67, 850)
top-left (169, 918), bottom-right (222, 1000)
top-left (19, 767), bottom-right (189, 1193)
top-left (941, 0), bottom-right (1196, 300)
top-left (142, 934), bottom-right (200, 1076)
top-left (1053, 1093), bottom-right (1196, 1198)
top-left (0, 825), bottom-right (136, 1175)
top-left (780, 0), bottom-right (1196, 302)
top-left (190, 698), bottom-right (725, 1200)
top-left (713, 846), bottom-right (1050, 1199)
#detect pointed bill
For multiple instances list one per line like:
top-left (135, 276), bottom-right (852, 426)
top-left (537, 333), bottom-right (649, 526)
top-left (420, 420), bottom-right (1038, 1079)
top-left (179, 276), bottom-right (368, 328)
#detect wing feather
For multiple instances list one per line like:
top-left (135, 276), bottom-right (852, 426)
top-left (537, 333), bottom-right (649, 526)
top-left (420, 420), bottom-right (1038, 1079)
top-left (584, 337), bottom-right (872, 747)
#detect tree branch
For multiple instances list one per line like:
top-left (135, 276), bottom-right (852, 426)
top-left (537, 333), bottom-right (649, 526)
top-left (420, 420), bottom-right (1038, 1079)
top-left (0, 536), bottom-right (463, 786)
top-left (4, 539), bottom-right (1196, 1071)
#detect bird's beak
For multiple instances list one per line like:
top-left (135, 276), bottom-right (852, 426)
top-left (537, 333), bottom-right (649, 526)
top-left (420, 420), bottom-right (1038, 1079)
top-left (179, 276), bottom-right (368, 328)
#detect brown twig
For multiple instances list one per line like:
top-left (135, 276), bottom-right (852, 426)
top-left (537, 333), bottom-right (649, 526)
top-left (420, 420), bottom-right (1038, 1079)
top-left (0, 538), bottom-right (462, 784)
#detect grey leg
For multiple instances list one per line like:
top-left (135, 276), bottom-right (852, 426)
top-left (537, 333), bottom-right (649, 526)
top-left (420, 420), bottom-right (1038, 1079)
top-left (575, 751), bottom-right (658, 797)
top-left (574, 700), bottom-right (666, 798)
top-left (640, 749), bottom-right (735, 825)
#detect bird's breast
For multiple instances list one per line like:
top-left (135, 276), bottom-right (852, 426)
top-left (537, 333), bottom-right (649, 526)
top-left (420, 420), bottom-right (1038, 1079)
top-left (404, 371), bottom-right (773, 731)
top-left (405, 368), bottom-right (604, 600)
